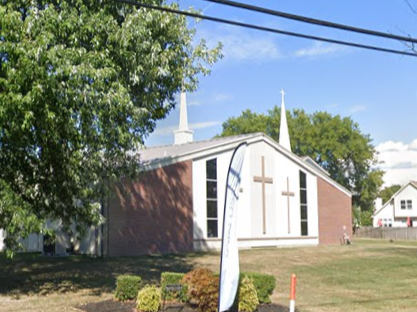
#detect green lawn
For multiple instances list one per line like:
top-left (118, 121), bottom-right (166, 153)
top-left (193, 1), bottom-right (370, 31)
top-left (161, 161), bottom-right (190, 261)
top-left (1, 239), bottom-right (417, 311)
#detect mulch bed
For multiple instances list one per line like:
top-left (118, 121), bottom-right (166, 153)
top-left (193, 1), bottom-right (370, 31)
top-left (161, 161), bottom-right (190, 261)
top-left (77, 299), bottom-right (295, 312)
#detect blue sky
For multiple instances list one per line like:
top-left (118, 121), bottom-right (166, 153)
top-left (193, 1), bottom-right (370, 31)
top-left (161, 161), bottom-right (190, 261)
top-left (145, 0), bottom-right (417, 186)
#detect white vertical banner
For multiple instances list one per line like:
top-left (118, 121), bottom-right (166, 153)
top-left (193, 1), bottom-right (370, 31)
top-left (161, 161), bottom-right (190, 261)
top-left (218, 142), bottom-right (247, 312)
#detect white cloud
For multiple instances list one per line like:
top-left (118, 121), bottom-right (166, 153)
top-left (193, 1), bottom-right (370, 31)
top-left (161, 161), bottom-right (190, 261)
top-left (409, 139), bottom-right (417, 151)
top-left (153, 121), bottom-right (221, 136)
top-left (190, 121), bottom-right (222, 130)
top-left (183, 93), bottom-right (234, 107)
top-left (375, 139), bottom-right (417, 187)
top-left (214, 93), bottom-right (234, 102)
top-left (349, 105), bottom-right (367, 114)
top-left (153, 125), bottom-right (177, 136)
top-left (200, 26), bottom-right (283, 63)
top-left (294, 42), bottom-right (346, 58)
top-left (377, 141), bottom-right (408, 153)
top-left (188, 100), bottom-right (203, 107)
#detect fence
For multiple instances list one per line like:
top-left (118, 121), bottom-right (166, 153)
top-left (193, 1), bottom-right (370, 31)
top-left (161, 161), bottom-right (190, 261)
top-left (354, 226), bottom-right (417, 241)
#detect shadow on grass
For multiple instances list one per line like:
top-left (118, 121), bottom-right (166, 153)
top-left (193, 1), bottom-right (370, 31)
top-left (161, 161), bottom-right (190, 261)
top-left (0, 251), bottom-right (207, 297)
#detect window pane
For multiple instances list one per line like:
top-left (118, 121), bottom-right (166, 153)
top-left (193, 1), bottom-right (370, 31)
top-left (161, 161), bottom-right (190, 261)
top-left (299, 171), bottom-right (306, 188)
top-left (207, 200), bottom-right (217, 218)
top-left (206, 159), bottom-right (217, 180)
top-left (407, 200), bottom-right (412, 209)
top-left (207, 220), bottom-right (218, 238)
top-left (301, 205), bottom-right (308, 220)
top-left (207, 181), bottom-right (217, 199)
top-left (401, 200), bottom-right (406, 209)
top-left (300, 190), bottom-right (307, 205)
top-left (301, 221), bottom-right (308, 236)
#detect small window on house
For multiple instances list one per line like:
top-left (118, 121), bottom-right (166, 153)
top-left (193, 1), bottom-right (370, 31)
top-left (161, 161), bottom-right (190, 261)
top-left (206, 159), bottom-right (218, 238)
top-left (401, 200), bottom-right (406, 209)
top-left (407, 200), bottom-right (412, 210)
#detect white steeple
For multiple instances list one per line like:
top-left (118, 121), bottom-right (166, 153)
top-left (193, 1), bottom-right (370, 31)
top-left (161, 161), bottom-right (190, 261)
top-left (279, 89), bottom-right (291, 151)
top-left (174, 91), bottom-right (194, 145)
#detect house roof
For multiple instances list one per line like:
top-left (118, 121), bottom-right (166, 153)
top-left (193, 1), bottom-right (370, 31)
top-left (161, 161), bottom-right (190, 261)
top-left (139, 132), bottom-right (352, 197)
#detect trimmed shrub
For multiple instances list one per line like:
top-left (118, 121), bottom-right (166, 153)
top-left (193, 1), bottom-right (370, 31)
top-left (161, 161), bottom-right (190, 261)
top-left (114, 275), bottom-right (142, 301)
top-left (242, 272), bottom-right (275, 304)
top-left (136, 285), bottom-right (161, 312)
top-left (238, 276), bottom-right (259, 312)
top-left (161, 272), bottom-right (188, 302)
top-left (181, 268), bottom-right (219, 312)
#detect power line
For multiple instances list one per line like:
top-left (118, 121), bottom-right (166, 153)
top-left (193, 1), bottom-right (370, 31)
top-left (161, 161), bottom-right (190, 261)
top-left (202, 0), bottom-right (417, 44)
top-left (108, 0), bottom-right (417, 57)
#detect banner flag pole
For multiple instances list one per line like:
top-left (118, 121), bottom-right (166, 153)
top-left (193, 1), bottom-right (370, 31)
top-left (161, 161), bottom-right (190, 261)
top-left (218, 142), bottom-right (247, 312)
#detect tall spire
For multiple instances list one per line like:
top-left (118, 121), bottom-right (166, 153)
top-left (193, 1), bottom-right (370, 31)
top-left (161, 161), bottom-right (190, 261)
top-left (279, 89), bottom-right (291, 151)
top-left (174, 90), bottom-right (194, 145)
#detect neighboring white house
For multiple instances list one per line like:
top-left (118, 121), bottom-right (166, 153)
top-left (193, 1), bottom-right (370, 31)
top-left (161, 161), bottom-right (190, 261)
top-left (0, 222), bottom-right (103, 256)
top-left (373, 181), bottom-right (417, 227)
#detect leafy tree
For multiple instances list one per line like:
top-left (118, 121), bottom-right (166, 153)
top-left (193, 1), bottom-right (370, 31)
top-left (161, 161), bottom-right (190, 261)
top-left (352, 206), bottom-right (373, 227)
top-left (0, 0), bottom-right (221, 254)
top-left (379, 184), bottom-right (401, 204)
top-left (219, 107), bottom-right (384, 211)
top-left (220, 109), bottom-right (270, 137)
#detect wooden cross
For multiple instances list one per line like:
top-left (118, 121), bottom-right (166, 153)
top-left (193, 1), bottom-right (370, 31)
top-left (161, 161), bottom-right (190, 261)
top-left (253, 156), bottom-right (273, 234)
top-left (282, 177), bottom-right (295, 234)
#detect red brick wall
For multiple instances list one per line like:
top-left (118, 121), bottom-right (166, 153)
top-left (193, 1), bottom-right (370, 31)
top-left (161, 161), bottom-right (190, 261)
top-left (318, 177), bottom-right (352, 245)
top-left (107, 160), bottom-right (194, 256)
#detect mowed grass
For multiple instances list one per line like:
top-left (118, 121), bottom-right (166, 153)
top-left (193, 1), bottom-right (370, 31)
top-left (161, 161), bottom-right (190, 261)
top-left (2, 239), bottom-right (417, 311)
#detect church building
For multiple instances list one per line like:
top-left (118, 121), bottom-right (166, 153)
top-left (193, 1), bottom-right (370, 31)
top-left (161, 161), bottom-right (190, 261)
top-left (0, 91), bottom-right (353, 256)
top-left (103, 90), bottom-right (353, 256)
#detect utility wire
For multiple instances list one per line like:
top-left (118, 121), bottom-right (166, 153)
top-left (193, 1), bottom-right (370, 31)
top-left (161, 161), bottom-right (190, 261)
top-left (108, 0), bottom-right (417, 57)
top-left (202, 0), bottom-right (417, 44)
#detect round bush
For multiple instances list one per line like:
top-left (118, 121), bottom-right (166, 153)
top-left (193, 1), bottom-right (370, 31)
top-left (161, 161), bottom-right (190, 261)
top-left (136, 285), bottom-right (161, 312)
top-left (114, 275), bottom-right (142, 301)
top-left (181, 268), bottom-right (218, 312)
top-left (238, 276), bottom-right (259, 312)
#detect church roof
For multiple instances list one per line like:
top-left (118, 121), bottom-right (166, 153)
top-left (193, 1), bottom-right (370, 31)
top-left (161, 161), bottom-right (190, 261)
top-left (140, 132), bottom-right (352, 196)
top-left (140, 133), bottom-right (258, 163)
top-left (300, 156), bottom-right (331, 176)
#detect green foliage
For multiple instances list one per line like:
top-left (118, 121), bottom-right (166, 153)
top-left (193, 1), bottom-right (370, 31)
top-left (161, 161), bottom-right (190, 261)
top-left (219, 109), bottom-right (270, 137)
top-left (114, 275), bottom-right (142, 301)
top-left (238, 276), bottom-right (259, 312)
top-left (242, 272), bottom-right (275, 304)
top-left (355, 170), bottom-right (384, 212)
top-left (181, 268), bottom-right (219, 312)
top-left (379, 184), bottom-right (401, 204)
top-left (136, 285), bottom-right (161, 312)
top-left (352, 206), bottom-right (373, 226)
top-left (0, 0), bottom-right (221, 253)
top-left (220, 108), bottom-right (384, 211)
top-left (160, 272), bottom-right (188, 302)
top-left (0, 180), bottom-right (44, 257)
top-left (361, 210), bottom-right (373, 226)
